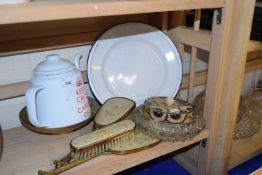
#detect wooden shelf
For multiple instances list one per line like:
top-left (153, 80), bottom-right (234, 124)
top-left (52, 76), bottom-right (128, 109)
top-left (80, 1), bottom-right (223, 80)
top-left (250, 167), bottom-right (262, 175)
top-left (0, 1), bottom-right (258, 174)
top-left (0, 13), bottom-right (152, 56)
top-left (229, 126), bottom-right (262, 169)
top-left (0, 126), bottom-right (209, 175)
top-left (0, 0), bottom-right (224, 25)
top-left (248, 40), bottom-right (262, 52)
top-left (169, 27), bottom-right (262, 53)
top-left (2, 56), bottom-right (262, 101)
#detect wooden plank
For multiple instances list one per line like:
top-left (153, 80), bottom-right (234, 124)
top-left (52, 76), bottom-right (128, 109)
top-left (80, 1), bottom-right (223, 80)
top-left (1, 19), bottom-right (259, 58)
top-left (177, 43), bottom-right (185, 98)
top-left (0, 32), bottom-right (99, 56)
top-left (248, 40), bottom-right (262, 52)
top-left (196, 9), bottom-right (226, 175)
top-left (168, 11), bottom-right (187, 29)
top-left (169, 10), bottom-right (187, 98)
top-left (0, 14), bottom-right (150, 56)
top-left (1, 57), bottom-right (262, 101)
top-left (0, 126), bottom-right (209, 175)
top-left (0, 14), bottom-right (149, 42)
top-left (0, 0), bottom-right (224, 25)
top-left (0, 81), bottom-right (31, 101)
top-left (250, 167), bottom-right (262, 175)
top-left (0, 43), bottom-right (88, 57)
top-left (181, 71), bottom-right (207, 90)
top-left (0, 71), bottom-right (87, 101)
top-left (168, 27), bottom-right (212, 51)
top-left (229, 126), bottom-right (262, 169)
top-left (161, 12), bottom-right (169, 33)
top-left (198, 1), bottom-right (256, 174)
top-left (188, 9), bottom-right (201, 102)
top-left (247, 51), bottom-right (262, 61)
top-left (245, 57), bottom-right (262, 73)
top-left (186, 10), bottom-right (201, 170)
top-left (0, 70), bottom-right (207, 101)
top-left (169, 27), bottom-right (262, 53)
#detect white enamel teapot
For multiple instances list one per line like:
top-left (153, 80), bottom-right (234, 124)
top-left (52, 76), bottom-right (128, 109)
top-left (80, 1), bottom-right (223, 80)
top-left (25, 54), bottom-right (91, 128)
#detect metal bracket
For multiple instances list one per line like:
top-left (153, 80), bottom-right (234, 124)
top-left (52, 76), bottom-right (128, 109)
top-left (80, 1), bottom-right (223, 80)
top-left (201, 139), bottom-right (207, 148)
top-left (216, 8), bottom-right (222, 25)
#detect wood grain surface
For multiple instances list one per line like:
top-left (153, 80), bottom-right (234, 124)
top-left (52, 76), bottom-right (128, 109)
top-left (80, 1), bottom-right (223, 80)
top-left (0, 126), bottom-right (208, 175)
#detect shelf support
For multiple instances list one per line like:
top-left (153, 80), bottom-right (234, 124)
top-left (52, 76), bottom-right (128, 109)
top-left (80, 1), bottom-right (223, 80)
top-left (188, 9), bottom-right (201, 102)
top-left (198, 1), bottom-right (256, 174)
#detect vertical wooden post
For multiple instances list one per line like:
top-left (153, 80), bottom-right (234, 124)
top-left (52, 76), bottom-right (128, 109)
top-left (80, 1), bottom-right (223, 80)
top-left (169, 11), bottom-right (187, 29)
top-left (198, 0), bottom-right (256, 174)
top-left (188, 9), bottom-right (201, 102)
top-left (177, 43), bottom-right (185, 98)
top-left (169, 11), bottom-right (186, 98)
top-left (161, 12), bottom-right (169, 33)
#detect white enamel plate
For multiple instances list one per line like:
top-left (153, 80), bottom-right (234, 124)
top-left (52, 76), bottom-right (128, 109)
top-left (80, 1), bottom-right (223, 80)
top-left (87, 23), bottom-right (182, 105)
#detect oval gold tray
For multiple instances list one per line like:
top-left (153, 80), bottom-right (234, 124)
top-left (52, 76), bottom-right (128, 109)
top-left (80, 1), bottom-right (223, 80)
top-left (19, 97), bottom-right (100, 135)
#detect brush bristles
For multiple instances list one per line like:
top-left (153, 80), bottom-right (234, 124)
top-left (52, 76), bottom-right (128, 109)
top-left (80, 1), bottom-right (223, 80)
top-left (71, 131), bottom-right (134, 160)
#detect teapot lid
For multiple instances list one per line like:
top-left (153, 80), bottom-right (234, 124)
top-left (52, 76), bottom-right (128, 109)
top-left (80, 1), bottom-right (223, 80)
top-left (34, 54), bottom-right (75, 76)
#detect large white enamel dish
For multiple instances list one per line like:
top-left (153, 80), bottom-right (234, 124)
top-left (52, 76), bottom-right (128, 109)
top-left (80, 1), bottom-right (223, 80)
top-left (87, 23), bottom-right (182, 105)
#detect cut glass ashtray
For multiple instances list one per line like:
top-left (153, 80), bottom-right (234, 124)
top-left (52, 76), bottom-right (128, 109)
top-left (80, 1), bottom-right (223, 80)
top-left (128, 97), bottom-right (205, 142)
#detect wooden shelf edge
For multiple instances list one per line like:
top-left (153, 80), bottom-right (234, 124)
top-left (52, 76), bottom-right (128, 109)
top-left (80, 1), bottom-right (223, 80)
top-left (250, 167), bottom-right (262, 175)
top-left (0, 43), bottom-right (89, 57)
top-left (0, 70), bottom-right (206, 101)
top-left (248, 40), bottom-right (262, 52)
top-left (0, 0), bottom-right (224, 25)
top-left (229, 126), bottom-right (262, 169)
top-left (0, 26), bottom-right (258, 60)
top-left (0, 125), bottom-right (209, 175)
top-left (169, 27), bottom-right (262, 53)
top-left (168, 27), bottom-right (212, 51)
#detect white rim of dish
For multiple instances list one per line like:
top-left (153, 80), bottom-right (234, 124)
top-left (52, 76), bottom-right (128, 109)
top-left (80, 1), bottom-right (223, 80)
top-left (87, 22), bottom-right (182, 104)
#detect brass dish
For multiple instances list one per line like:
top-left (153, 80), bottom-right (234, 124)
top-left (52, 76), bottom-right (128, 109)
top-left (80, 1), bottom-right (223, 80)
top-left (19, 97), bottom-right (99, 135)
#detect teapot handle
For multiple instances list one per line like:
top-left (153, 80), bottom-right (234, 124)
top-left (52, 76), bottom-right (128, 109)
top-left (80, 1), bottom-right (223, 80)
top-left (74, 53), bottom-right (82, 70)
top-left (25, 86), bottom-right (45, 127)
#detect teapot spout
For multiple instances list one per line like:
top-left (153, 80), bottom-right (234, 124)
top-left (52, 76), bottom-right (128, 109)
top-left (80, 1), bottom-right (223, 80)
top-left (74, 53), bottom-right (82, 70)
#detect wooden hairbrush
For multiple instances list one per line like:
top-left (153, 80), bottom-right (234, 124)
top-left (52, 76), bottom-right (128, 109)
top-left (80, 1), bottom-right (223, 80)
top-left (38, 120), bottom-right (135, 175)
top-left (109, 130), bottom-right (160, 154)
top-left (94, 97), bottom-right (135, 128)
